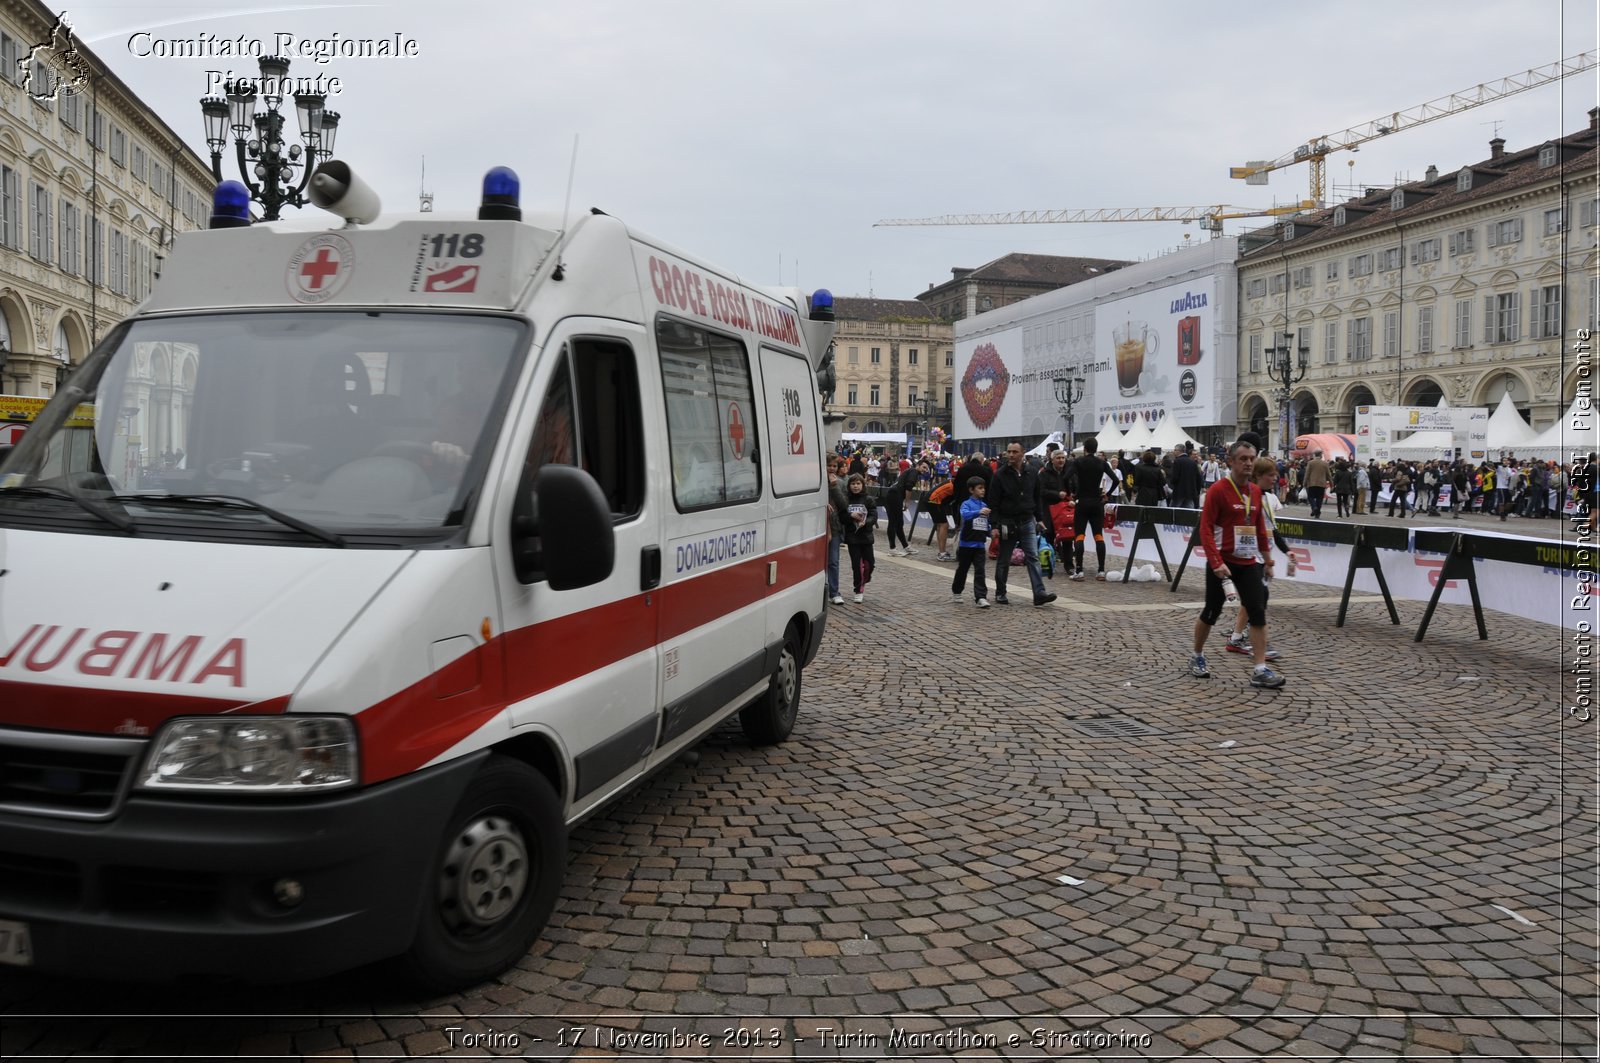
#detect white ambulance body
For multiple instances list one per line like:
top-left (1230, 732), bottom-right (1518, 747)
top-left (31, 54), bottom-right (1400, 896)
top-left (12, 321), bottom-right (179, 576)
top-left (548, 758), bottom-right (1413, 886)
top-left (0, 168), bottom-right (835, 989)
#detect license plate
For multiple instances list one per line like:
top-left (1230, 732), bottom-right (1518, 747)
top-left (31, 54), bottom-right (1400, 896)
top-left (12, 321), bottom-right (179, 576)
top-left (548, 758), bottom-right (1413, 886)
top-left (0, 919), bottom-right (33, 966)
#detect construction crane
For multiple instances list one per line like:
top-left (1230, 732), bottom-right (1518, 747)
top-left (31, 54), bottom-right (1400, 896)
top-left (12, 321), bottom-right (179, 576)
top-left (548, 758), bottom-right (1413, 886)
top-left (874, 200), bottom-right (1315, 236)
top-left (1231, 50), bottom-right (1597, 206)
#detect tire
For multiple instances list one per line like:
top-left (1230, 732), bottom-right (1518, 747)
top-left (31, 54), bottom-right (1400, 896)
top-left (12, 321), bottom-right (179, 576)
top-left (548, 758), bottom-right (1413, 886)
top-left (399, 756), bottom-right (565, 994)
top-left (741, 632), bottom-right (801, 745)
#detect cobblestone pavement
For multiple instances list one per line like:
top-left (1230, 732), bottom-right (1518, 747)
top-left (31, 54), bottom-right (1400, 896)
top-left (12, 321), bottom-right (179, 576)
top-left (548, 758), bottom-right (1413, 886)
top-left (1, 546), bottom-right (1594, 1061)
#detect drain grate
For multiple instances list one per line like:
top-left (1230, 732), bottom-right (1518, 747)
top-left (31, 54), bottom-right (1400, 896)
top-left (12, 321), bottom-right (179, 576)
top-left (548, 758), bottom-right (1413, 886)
top-left (1071, 716), bottom-right (1157, 738)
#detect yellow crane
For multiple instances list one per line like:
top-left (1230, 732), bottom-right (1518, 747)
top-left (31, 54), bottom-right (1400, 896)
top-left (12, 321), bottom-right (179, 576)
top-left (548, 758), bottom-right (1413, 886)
top-left (874, 200), bottom-right (1315, 236)
top-left (1231, 51), bottom-right (1596, 206)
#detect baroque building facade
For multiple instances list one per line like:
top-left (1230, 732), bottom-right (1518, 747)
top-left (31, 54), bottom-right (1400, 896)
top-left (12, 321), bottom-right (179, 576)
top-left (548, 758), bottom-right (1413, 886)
top-left (1235, 111), bottom-right (1600, 447)
top-left (829, 297), bottom-right (953, 438)
top-left (0, 0), bottom-right (213, 406)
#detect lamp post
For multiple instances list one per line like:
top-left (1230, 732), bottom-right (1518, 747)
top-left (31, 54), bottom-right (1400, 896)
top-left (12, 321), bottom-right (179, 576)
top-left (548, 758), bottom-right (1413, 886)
top-left (1053, 373), bottom-right (1085, 451)
top-left (1264, 331), bottom-right (1309, 456)
top-left (913, 396), bottom-right (938, 453)
top-left (200, 56), bottom-right (341, 221)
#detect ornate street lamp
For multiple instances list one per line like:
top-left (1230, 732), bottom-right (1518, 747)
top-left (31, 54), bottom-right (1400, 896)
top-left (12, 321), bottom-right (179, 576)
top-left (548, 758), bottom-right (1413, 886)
top-left (1053, 373), bottom-right (1085, 450)
top-left (200, 56), bottom-right (342, 221)
top-left (1265, 331), bottom-right (1309, 455)
top-left (914, 395), bottom-right (938, 450)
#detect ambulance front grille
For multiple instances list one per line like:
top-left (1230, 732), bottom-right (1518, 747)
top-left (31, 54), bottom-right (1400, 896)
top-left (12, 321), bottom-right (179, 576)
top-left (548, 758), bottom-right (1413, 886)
top-left (0, 730), bottom-right (143, 819)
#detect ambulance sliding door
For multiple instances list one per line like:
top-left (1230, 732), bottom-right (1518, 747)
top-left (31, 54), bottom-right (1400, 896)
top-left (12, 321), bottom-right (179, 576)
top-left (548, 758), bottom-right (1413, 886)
top-left (498, 322), bottom-right (660, 818)
top-left (649, 316), bottom-right (766, 764)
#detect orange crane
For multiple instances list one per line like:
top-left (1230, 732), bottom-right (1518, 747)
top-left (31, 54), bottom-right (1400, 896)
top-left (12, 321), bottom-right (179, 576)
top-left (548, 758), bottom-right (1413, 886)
top-left (1231, 51), bottom-right (1596, 205)
top-left (874, 200), bottom-right (1315, 236)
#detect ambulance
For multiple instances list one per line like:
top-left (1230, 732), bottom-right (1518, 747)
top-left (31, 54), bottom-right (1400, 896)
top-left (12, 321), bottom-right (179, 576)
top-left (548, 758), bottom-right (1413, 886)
top-left (0, 164), bottom-right (835, 989)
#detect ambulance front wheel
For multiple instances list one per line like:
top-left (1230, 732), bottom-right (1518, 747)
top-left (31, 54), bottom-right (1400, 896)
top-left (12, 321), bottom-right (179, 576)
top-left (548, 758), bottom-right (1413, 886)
top-left (741, 629), bottom-right (801, 745)
top-left (401, 756), bottom-right (565, 993)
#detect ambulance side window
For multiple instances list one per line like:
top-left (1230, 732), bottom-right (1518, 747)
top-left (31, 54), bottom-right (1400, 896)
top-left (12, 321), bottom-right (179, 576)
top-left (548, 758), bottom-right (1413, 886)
top-left (513, 339), bottom-right (644, 581)
top-left (657, 318), bottom-right (760, 511)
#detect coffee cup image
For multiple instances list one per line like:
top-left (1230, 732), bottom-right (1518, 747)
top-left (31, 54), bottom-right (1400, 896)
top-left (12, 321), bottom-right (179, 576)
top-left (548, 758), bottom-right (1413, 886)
top-left (1113, 321), bottom-right (1158, 397)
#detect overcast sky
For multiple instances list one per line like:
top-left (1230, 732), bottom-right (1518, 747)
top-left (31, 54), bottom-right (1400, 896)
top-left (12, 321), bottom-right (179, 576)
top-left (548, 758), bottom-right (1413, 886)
top-left (64, 0), bottom-right (1600, 301)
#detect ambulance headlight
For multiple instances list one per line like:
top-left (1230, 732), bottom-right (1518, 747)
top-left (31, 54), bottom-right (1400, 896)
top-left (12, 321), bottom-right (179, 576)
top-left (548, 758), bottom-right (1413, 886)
top-left (479, 166), bottom-right (521, 221)
top-left (210, 181), bottom-right (251, 229)
top-left (139, 716), bottom-right (358, 792)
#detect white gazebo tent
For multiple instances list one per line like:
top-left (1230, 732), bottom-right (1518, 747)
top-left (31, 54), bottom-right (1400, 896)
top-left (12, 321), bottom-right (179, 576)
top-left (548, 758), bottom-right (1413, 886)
top-left (1116, 418), bottom-right (1154, 454)
top-left (1088, 414), bottom-right (1124, 452)
top-left (1148, 415), bottom-right (1203, 454)
top-left (1485, 390), bottom-right (1538, 450)
top-left (1519, 396), bottom-right (1597, 460)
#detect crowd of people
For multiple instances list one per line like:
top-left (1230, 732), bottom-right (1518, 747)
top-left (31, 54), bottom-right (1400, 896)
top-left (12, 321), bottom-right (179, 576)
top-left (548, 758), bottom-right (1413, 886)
top-left (1279, 451), bottom-right (1584, 521)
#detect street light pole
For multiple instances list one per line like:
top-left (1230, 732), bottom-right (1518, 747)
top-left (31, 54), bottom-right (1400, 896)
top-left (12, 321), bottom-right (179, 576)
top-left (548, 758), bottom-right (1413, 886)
top-left (1053, 373), bottom-right (1085, 450)
top-left (200, 56), bottom-right (342, 221)
top-left (1264, 331), bottom-right (1310, 456)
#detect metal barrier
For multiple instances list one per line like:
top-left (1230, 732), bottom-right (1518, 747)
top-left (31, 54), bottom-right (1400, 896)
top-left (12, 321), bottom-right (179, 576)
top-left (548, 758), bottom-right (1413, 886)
top-left (1410, 531), bottom-right (1586, 642)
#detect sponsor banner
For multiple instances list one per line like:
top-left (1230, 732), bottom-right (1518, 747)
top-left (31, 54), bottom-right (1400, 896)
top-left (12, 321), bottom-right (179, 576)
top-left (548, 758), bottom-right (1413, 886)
top-left (1101, 514), bottom-right (1590, 631)
top-left (1096, 277), bottom-right (1219, 431)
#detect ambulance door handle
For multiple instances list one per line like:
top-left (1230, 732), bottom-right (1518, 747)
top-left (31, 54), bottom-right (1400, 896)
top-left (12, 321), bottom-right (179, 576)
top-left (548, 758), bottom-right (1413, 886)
top-left (641, 545), bottom-right (661, 591)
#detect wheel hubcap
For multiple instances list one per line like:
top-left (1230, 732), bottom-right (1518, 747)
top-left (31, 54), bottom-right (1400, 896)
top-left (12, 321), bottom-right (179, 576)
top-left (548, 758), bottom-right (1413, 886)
top-left (439, 814), bottom-right (529, 933)
top-left (777, 650), bottom-right (797, 719)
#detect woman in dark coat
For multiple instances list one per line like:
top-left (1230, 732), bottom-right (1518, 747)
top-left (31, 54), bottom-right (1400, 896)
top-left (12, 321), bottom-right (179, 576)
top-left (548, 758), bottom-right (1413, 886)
top-left (1132, 450), bottom-right (1166, 507)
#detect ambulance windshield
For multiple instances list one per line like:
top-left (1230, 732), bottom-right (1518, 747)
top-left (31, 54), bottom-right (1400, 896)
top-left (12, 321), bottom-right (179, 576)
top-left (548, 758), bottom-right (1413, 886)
top-left (0, 311), bottom-right (525, 543)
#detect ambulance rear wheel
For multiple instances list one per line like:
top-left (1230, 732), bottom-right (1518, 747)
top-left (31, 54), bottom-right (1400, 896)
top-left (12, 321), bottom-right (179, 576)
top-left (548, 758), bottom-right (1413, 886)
top-left (741, 631), bottom-right (801, 745)
top-left (401, 757), bottom-right (565, 993)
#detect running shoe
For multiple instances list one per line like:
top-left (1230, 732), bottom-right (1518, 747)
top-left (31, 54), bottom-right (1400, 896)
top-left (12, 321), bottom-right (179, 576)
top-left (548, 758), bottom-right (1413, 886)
top-left (976, 598), bottom-right (991, 609)
top-left (993, 595), bottom-right (1010, 605)
top-left (1189, 653), bottom-right (1211, 678)
top-left (830, 594), bottom-right (844, 605)
top-left (1225, 636), bottom-right (1251, 655)
top-left (853, 593), bottom-right (864, 603)
top-left (951, 593), bottom-right (964, 604)
top-left (1250, 665), bottom-right (1286, 689)
top-left (1069, 570), bottom-right (1086, 582)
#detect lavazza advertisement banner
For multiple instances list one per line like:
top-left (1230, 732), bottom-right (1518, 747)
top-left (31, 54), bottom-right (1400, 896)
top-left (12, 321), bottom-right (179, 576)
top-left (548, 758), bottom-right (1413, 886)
top-left (1096, 276), bottom-right (1218, 433)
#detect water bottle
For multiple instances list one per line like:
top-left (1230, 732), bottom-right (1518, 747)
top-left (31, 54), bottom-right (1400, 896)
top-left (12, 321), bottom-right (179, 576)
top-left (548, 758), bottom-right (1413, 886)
top-left (1285, 555), bottom-right (1298, 578)
top-left (1221, 577), bottom-right (1238, 604)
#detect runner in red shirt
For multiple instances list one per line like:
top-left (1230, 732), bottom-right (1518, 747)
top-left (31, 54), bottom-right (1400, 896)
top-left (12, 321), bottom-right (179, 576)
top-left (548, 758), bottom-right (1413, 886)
top-left (1190, 438), bottom-right (1284, 688)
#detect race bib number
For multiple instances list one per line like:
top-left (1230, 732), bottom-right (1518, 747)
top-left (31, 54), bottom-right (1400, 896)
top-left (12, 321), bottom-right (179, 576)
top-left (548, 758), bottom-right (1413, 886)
top-left (972, 515), bottom-right (990, 532)
top-left (1233, 527), bottom-right (1258, 560)
top-left (848, 504), bottom-right (867, 521)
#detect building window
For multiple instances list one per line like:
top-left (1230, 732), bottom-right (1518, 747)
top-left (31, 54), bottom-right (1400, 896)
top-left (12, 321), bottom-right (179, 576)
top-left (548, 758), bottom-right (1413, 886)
top-left (1457, 170), bottom-right (1473, 192)
top-left (1246, 278), bottom-right (1267, 299)
top-left (1333, 207), bottom-right (1347, 226)
top-left (1293, 266), bottom-right (1313, 289)
top-left (869, 384), bottom-right (879, 406)
top-left (28, 183), bottom-right (50, 262)
top-left (1535, 285), bottom-right (1562, 339)
top-left (980, 296), bottom-right (993, 310)
top-left (1453, 299), bottom-right (1472, 348)
top-left (1539, 145), bottom-right (1557, 168)
top-left (847, 345), bottom-right (858, 364)
top-left (1583, 197), bottom-right (1598, 229)
top-left (847, 384), bottom-right (857, 405)
top-left (1248, 333), bottom-right (1261, 373)
top-left (28, 57), bottom-right (53, 107)
top-left (944, 387), bottom-right (952, 410)
top-left (1485, 292), bottom-right (1519, 343)
top-left (1391, 189), bottom-right (1406, 211)
top-left (109, 228), bottom-right (125, 295)
top-left (1349, 254), bottom-right (1373, 278)
top-left (1326, 261), bottom-right (1339, 281)
top-left (91, 219), bottom-right (104, 286)
top-left (1348, 317), bottom-right (1372, 361)
top-left (907, 348), bottom-right (918, 365)
top-left (0, 33), bottom-right (19, 85)
top-left (869, 347), bottom-right (881, 364)
top-left (1543, 208), bottom-right (1565, 237)
top-left (59, 88), bottom-right (82, 130)
top-left (1382, 312), bottom-right (1398, 357)
top-left (57, 200), bottom-right (80, 276)
top-left (1417, 305), bottom-right (1433, 354)
top-left (1269, 274), bottom-right (1287, 294)
top-left (132, 145), bottom-right (146, 183)
top-left (1324, 320), bottom-right (1338, 363)
top-left (0, 166), bottom-right (19, 250)
top-left (945, 350), bottom-right (953, 367)
top-left (907, 386), bottom-right (918, 405)
top-left (1411, 238), bottom-right (1441, 264)
top-left (1377, 247), bottom-right (1401, 272)
top-left (150, 161), bottom-right (167, 200)
top-left (1448, 228), bottom-right (1475, 256)
top-left (1487, 218), bottom-right (1522, 247)
top-left (110, 127), bottom-right (127, 167)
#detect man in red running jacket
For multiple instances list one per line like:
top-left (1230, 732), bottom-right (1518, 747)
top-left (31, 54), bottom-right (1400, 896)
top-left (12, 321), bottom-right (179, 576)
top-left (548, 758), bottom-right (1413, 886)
top-left (1189, 439), bottom-right (1284, 688)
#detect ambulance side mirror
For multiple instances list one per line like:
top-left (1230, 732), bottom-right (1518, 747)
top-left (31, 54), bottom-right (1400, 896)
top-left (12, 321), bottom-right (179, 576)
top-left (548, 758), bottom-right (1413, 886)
top-left (519, 464), bottom-right (614, 589)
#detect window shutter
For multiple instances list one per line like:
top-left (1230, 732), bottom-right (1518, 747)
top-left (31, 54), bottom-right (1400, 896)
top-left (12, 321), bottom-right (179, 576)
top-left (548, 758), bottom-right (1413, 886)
top-left (1509, 292), bottom-right (1520, 342)
top-left (1346, 319), bottom-right (1355, 361)
top-left (1486, 225), bottom-right (1498, 248)
top-left (1483, 296), bottom-right (1494, 343)
top-left (1511, 218), bottom-right (1522, 242)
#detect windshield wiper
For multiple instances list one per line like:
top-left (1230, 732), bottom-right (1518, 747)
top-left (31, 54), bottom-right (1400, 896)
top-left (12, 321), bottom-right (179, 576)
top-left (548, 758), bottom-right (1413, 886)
top-left (0, 484), bottom-right (138, 533)
top-left (108, 493), bottom-right (346, 547)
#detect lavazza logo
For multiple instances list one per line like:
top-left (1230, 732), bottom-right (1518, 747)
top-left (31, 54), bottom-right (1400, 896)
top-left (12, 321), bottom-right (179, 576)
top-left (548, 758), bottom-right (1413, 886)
top-left (21, 14), bottom-right (90, 102)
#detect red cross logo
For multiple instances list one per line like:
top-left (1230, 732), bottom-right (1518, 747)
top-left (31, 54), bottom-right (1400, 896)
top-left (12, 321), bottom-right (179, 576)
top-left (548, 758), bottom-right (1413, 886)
top-left (727, 402), bottom-right (745, 460)
top-left (299, 247), bottom-right (340, 290)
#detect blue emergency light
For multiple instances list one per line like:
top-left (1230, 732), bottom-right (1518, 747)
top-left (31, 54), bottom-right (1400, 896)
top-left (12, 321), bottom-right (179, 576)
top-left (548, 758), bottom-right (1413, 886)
top-left (479, 166), bottom-right (521, 221)
top-left (809, 288), bottom-right (835, 322)
top-left (209, 181), bottom-right (251, 228)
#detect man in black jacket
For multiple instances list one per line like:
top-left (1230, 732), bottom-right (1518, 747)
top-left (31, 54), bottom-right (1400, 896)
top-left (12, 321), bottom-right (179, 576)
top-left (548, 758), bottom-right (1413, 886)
top-left (885, 462), bottom-right (917, 555)
top-left (989, 442), bottom-right (1056, 606)
top-left (1038, 448), bottom-right (1072, 549)
top-left (1068, 437), bottom-right (1115, 581)
top-left (1170, 442), bottom-right (1202, 509)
